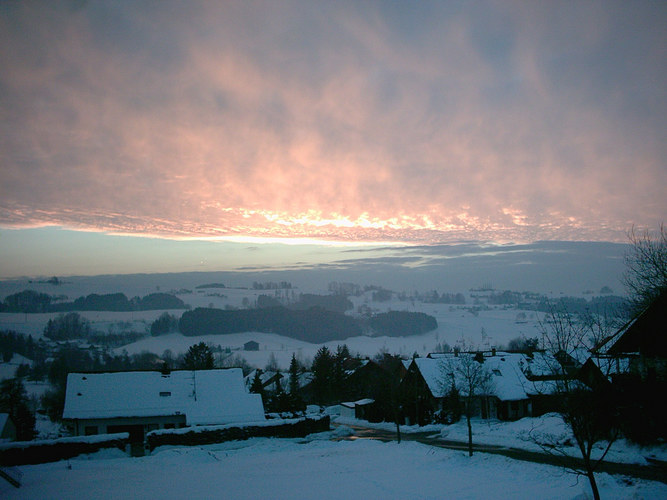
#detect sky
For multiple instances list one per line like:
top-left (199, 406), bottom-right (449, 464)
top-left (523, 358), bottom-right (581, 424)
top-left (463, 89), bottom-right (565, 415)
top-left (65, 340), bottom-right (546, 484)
top-left (0, 1), bottom-right (665, 278)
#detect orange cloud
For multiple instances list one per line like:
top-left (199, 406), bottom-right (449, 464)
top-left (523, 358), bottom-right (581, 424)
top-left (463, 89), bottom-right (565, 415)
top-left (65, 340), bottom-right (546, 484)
top-left (1, 2), bottom-right (665, 245)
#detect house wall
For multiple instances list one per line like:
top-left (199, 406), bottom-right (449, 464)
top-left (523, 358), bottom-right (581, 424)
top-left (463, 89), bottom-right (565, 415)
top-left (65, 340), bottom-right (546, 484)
top-left (68, 415), bottom-right (187, 440)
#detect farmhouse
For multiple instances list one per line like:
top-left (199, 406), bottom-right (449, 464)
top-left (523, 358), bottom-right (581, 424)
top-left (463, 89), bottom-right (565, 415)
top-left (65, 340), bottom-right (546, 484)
top-left (400, 352), bottom-right (545, 425)
top-left (62, 368), bottom-right (265, 442)
top-left (598, 289), bottom-right (667, 382)
top-left (244, 341), bottom-right (260, 351)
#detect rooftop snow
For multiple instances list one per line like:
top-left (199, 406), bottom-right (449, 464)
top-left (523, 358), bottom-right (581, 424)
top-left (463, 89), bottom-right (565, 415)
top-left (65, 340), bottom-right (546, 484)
top-left (62, 368), bottom-right (264, 426)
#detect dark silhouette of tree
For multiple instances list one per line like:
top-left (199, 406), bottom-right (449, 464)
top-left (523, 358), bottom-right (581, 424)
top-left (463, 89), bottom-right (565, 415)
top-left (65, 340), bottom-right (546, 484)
top-left (332, 344), bottom-right (351, 401)
top-left (265, 352), bottom-right (280, 372)
top-left (374, 351), bottom-right (406, 443)
top-left (44, 313), bottom-right (91, 341)
top-left (249, 369), bottom-right (266, 405)
top-left (312, 346), bottom-right (335, 405)
top-left (506, 336), bottom-right (539, 353)
top-left (624, 223), bottom-right (666, 312)
top-left (182, 342), bottom-right (214, 370)
top-left (1, 290), bottom-right (52, 313)
top-left (538, 304), bottom-right (620, 500)
top-left (268, 373), bottom-right (292, 413)
top-left (369, 311), bottom-right (437, 337)
top-left (150, 312), bottom-right (179, 336)
top-left (287, 353), bottom-right (305, 411)
top-left (0, 378), bottom-right (36, 441)
top-left (439, 353), bottom-right (493, 456)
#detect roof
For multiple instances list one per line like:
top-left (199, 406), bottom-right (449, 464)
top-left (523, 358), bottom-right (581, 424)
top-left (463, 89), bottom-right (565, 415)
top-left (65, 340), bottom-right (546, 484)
top-left (341, 398), bottom-right (375, 408)
top-left (605, 290), bottom-right (667, 357)
top-left (411, 352), bottom-right (544, 401)
top-left (63, 368), bottom-right (265, 426)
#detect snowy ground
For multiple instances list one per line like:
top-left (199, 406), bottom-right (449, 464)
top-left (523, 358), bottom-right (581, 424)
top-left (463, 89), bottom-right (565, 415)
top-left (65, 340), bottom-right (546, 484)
top-left (333, 414), bottom-right (667, 466)
top-left (2, 433), bottom-right (665, 500)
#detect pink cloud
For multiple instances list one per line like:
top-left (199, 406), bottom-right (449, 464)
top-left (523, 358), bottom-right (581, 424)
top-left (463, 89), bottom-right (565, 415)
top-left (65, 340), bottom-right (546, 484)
top-left (1, 2), bottom-right (665, 245)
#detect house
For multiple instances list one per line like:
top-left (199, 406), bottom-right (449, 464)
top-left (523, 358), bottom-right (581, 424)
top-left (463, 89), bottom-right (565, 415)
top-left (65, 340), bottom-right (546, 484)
top-left (596, 289), bottom-right (667, 382)
top-left (62, 368), bottom-right (265, 443)
top-left (342, 359), bottom-right (399, 423)
top-left (591, 290), bottom-right (667, 442)
top-left (0, 413), bottom-right (17, 442)
top-left (245, 370), bottom-right (285, 393)
top-left (244, 341), bottom-right (260, 351)
top-left (400, 352), bottom-right (549, 425)
top-left (340, 399), bottom-right (376, 420)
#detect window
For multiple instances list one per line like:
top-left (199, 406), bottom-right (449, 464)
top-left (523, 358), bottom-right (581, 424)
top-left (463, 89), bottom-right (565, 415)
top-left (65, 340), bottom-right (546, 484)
top-left (159, 391), bottom-right (171, 397)
top-left (84, 425), bottom-right (98, 436)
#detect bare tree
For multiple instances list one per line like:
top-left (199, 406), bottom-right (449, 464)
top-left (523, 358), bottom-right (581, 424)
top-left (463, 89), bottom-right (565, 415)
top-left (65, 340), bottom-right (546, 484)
top-left (439, 353), bottom-right (493, 457)
top-left (623, 223), bottom-right (667, 312)
top-left (537, 305), bottom-right (619, 500)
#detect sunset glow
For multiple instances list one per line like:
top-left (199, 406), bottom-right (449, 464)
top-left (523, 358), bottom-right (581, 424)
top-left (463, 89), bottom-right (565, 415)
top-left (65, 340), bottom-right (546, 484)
top-left (1, 1), bottom-right (665, 277)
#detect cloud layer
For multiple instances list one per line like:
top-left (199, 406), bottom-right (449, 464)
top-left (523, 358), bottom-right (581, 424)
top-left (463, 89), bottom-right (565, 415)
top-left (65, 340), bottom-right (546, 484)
top-left (1, 1), bottom-right (665, 244)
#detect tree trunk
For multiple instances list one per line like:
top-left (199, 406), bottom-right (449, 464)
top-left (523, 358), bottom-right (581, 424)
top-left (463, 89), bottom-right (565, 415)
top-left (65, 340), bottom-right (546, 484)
top-left (586, 470), bottom-right (600, 500)
top-left (466, 407), bottom-right (473, 457)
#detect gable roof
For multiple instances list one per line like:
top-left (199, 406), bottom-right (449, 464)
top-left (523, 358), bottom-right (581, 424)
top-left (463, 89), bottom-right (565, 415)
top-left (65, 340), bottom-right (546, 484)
top-left (63, 368), bottom-right (265, 426)
top-left (411, 352), bottom-right (547, 401)
top-left (604, 290), bottom-right (667, 357)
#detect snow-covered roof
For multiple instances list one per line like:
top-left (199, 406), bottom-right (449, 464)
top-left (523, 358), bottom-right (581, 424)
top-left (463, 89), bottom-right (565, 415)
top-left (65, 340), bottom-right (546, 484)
top-left (341, 398), bottom-right (375, 409)
top-left (411, 352), bottom-right (538, 401)
top-left (244, 370), bottom-right (283, 389)
top-left (588, 355), bottom-right (631, 377)
top-left (63, 368), bottom-right (265, 426)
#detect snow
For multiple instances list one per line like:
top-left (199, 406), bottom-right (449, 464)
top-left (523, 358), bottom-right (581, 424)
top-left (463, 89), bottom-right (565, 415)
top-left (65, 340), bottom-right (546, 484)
top-left (0, 432), bottom-right (129, 450)
top-left (62, 369), bottom-right (265, 426)
top-left (410, 352), bottom-right (561, 401)
top-left (334, 413), bottom-right (667, 466)
top-left (2, 434), bottom-right (665, 499)
top-left (0, 353), bottom-right (32, 380)
top-left (146, 416), bottom-right (325, 437)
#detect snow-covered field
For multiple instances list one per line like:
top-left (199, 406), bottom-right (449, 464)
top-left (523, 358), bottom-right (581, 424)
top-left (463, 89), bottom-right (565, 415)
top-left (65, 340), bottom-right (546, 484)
top-left (0, 284), bottom-right (547, 372)
top-left (2, 431), bottom-right (665, 500)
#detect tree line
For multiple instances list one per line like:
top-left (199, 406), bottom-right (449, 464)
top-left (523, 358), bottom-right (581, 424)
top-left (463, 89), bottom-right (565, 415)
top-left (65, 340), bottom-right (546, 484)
top-left (0, 290), bottom-right (187, 313)
top-left (177, 307), bottom-right (437, 343)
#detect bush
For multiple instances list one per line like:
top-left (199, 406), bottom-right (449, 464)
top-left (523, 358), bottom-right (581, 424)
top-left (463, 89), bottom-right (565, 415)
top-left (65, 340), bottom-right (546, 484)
top-left (146, 416), bottom-right (330, 451)
top-left (0, 433), bottom-right (129, 466)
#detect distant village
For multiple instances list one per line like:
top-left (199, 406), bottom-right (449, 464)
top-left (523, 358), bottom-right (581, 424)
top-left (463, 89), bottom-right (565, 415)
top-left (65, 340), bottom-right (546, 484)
top-left (0, 267), bottom-right (665, 492)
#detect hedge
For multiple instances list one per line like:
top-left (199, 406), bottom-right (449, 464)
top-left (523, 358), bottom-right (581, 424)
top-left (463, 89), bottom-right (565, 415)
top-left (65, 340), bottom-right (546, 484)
top-left (146, 416), bottom-right (330, 451)
top-left (0, 433), bottom-right (129, 466)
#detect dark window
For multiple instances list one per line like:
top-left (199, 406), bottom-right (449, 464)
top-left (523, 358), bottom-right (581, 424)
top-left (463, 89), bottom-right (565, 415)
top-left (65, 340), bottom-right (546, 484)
top-left (159, 391), bottom-right (171, 397)
top-left (84, 425), bottom-right (98, 436)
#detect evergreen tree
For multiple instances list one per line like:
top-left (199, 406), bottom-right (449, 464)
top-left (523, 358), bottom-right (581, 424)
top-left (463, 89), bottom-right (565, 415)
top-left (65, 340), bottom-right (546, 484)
top-left (287, 354), bottom-right (305, 412)
top-left (0, 378), bottom-right (36, 441)
top-left (288, 353), bottom-right (301, 396)
top-left (333, 344), bottom-right (350, 401)
top-left (182, 342), bottom-right (215, 370)
top-left (249, 369), bottom-right (266, 405)
top-left (312, 346), bottom-right (334, 405)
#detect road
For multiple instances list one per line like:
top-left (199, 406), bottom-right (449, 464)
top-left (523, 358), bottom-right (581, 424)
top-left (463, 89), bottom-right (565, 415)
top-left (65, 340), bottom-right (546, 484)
top-left (335, 423), bottom-right (667, 484)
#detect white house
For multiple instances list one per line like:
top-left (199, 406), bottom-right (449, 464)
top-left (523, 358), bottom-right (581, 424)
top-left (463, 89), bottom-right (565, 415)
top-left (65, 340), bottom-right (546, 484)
top-left (62, 368), bottom-right (265, 442)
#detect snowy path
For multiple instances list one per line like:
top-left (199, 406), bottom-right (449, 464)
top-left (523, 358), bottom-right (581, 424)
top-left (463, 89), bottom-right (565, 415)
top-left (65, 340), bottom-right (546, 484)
top-left (339, 423), bottom-right (667, 484)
